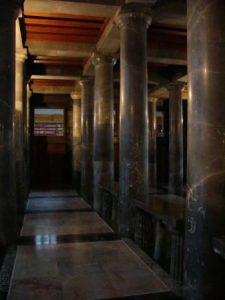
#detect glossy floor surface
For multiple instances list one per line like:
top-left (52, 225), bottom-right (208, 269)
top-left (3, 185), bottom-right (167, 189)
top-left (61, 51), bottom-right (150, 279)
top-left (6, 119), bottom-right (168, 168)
top-left (21, 212), bottom-right (112, 237)
top-left (27, 197), bottom-right (91, 212)
top-left (8, 190), bottom-right (174, 300)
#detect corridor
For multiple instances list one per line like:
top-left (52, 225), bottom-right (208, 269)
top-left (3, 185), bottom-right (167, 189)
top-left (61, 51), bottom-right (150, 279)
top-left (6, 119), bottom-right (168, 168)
top-left (7, 190), bottom-right (178, 300)
top-left (1, 1), bottom-right (225, 299)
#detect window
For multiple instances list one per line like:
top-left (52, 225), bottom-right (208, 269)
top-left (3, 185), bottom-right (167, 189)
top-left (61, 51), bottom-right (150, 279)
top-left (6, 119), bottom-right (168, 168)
top-left (34, 108), bottom-right (64, 137)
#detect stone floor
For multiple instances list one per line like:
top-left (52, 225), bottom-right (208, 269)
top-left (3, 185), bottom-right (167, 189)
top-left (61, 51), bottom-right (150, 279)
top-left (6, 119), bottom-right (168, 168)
top-left (29, 190), bottom-right (78, 198)
top-left (21, 211), bottom-right (112, 237)
top-left (27, 197), bottom-right (91, 212)
top-left (7, 190), bottom-right (177, 300)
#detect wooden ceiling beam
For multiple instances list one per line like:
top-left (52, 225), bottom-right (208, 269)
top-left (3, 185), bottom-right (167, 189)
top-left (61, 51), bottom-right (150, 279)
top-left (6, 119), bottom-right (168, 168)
top-left (24, 11), bottom-right (106, 22)
top-left (32, 79), bottom-right (75, 86)
top-left (24, 0), bottom-right (119, 18)
top-left (27, 33), bottom-right (97, 43)
top-left (33, 60), bottom-right (84, 66)
top-left (36, 56), bottom-right (84, 61)
top-left (26, 40), bottom-right (94, 57)
top-left (24, 18), bottom-right (104, 29)
top-left (26, 25), bottom-right (99, 36)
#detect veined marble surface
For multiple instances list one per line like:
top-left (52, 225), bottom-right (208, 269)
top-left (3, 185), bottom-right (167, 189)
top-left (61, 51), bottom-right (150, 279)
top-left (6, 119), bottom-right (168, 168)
top-left (8, 240), bottom-right (169, 300)
top-left (27, 197), bottom-right (90, 212)
top-left (29, 190), bottom-right (78, 198)
top-left (21, 212), bottom-right (113, 237)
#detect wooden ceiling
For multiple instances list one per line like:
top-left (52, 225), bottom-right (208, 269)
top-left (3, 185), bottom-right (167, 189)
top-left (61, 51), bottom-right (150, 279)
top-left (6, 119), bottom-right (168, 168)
top-left (33, 56), bottom-right (87, 68)
top-left (24, 11), bottom-right (109, 44)
top-left (24, 9), bottom-right (108, 68)
top-left (23, 0), bottom-right (187, 98)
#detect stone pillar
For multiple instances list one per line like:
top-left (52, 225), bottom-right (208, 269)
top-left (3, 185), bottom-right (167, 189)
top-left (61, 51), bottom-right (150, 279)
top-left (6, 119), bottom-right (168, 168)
top-left (80, 77), bottom-right (94, 205)
top-left (185, 1), bottom-right (225, 299)
top-left (71, 92), bottom-right (81, 190)
top-left (25, 85), bottom-right (32, 196)
top-left (15, 48), bottom-right (27, 220)
top-left (92, 54), bottom-right (116, 214)
top-left (149, 97), bottom-right (157, 188)
top-left (0, 1), bottom-right (19, 247)
top-left (116, 3), bottom-right (151, 238)
top-left (167, 83), bottom-right (183, 195)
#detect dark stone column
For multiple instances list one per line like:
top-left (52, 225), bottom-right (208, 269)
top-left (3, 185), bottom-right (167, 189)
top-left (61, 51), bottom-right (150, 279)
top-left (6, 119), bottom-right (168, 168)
top-left (92, 54), bottom-right (116, 214)
top-left (71, 92), bottom-right (81, 190)
top-left (116, 3), bottom-right (151, 238)
top-left (25, 85), bottom-right (32, 196)
top-left (167, 83), bottom-right (183, 195)
top-left (185, 1), bottom-right (225, 299)
top-left (80, 77), bottom-right (94, 205)
top-left (0, 1), bottom-right (19, 247)
top-left (149, 97), bottom-right (157, 188)
top-left (15, 48), bottom-right (27, 220)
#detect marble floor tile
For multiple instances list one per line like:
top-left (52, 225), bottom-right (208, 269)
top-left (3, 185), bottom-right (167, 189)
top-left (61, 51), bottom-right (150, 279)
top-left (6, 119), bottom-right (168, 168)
top-left (29, 189), bottom-right (78, 198)
top-left (27, 197), bottom-right (90, 212)
top-left (8, 240), bottom-right (170, 300)
top-left (21, 212), bottom-right (113, 237)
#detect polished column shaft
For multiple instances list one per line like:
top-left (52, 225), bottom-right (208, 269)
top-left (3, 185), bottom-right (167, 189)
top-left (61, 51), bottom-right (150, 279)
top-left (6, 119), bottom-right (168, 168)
top-left (149, 97), bottom-right (157, 188)
top-left (116, 3), bottom-right (151, 238)
top-left (92, 54), bottom-right (115, 214)
top-left (25, 85), bottom-right (32, 194)
top-left (168, 83), bottom-right (183, 195)
top-left (71, 92), bottom-right (81, 189)
top-left (80, 78), bottom-right (94, 205)
top-left (185, 1), bottom-right (225, 299)
top-left (0, 2), bottom-right (19, 246)
top-left (15, 48), bottom-right (27, 219)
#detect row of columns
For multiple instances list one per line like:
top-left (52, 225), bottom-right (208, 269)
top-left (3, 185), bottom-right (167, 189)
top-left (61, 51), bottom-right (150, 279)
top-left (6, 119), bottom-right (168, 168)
top-left (72, 80), bottom-right (184, 199)
top-left (70, 1), bottom-right (225, 298)
top-left (71, 3), bottom-right (185, 234)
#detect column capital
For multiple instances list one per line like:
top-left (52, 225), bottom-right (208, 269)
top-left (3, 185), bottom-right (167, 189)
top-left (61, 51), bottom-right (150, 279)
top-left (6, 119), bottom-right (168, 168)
top-left (166, 82), bottom-right (185, 92)
top-left (27, 84), bottom-right (32, 100)
top-left (16, 48), bottom-right (28, 63)
top-left (149, 97), bottom-right (158, 103)
top-left (70, 91), bottom-right (81, 101)
top-left (115, 3), bottom-right (152, 29)
top-left (79, 76), bottom-right (94, 86)
top-left (91, 53), bottom-right (117, 67)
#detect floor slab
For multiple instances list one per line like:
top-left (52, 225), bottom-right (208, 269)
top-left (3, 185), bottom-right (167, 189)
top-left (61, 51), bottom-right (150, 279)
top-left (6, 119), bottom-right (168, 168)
top-left (8, 240), bottom-right (170, 300)
top-left (29, 190), bottom-right (78, 198)
top-left (27, 197), bottom-right (90, 212)
top-left (21, 212), bottom-right (113, 237)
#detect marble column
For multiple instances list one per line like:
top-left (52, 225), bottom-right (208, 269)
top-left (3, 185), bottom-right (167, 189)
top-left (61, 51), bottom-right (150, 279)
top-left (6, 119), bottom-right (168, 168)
top-left (116, 3), bottom-right (151, 238)
top-left (15, 48), bottom-right (27, 220)
top-left (80, 78), bottom-right (94, 205)
top-left (92, 54), bottom-right (116, 214)
top-left (71, 92), bottom-right (81, 190)
top-left (167, 83), bottom-right (183, 195)
top-left (25, 85), bottom-right (32, 196)
top-left (0, 1), bottom-right (19, 247)
top-left (149, 97), bottom-right (157, 188)
top-left (185, 1), bottom-right (225, 299)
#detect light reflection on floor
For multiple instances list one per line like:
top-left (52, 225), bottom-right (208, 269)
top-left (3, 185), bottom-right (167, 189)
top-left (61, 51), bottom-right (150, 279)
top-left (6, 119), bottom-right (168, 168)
top-left (35, 235), bottom-right (57, 246)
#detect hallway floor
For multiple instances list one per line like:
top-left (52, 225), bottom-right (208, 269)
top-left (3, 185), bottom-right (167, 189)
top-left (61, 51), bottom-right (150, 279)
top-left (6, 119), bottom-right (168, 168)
top-left (7, 190), bottom-right (178, 299)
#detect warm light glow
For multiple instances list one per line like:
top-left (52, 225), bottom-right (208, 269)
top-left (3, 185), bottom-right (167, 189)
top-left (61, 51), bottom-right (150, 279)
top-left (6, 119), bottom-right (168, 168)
top-left (189, 89), bottom-right (192, 103)
top-left (15, 100), bottom-right (22, 112)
